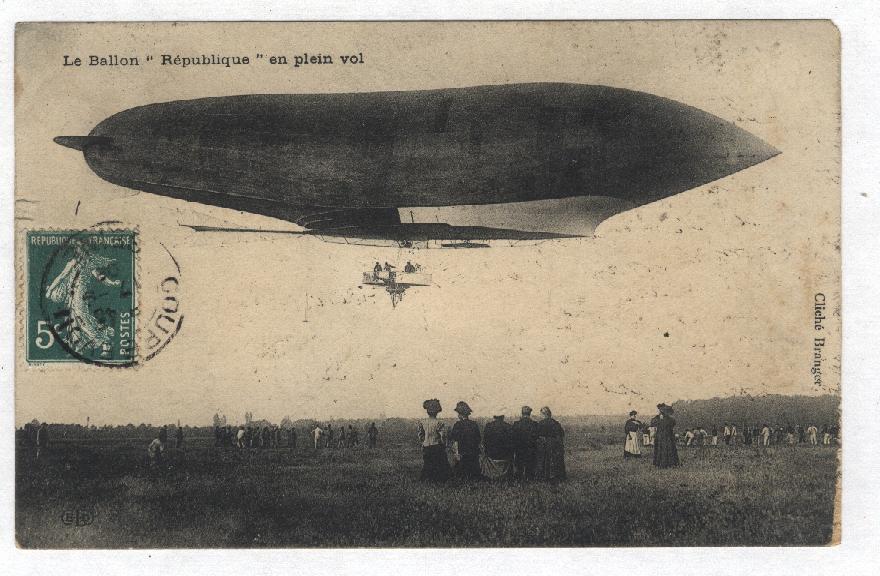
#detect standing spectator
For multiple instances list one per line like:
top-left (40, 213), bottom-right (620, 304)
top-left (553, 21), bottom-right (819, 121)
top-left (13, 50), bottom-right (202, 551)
top-left (449, 401), bottom-right (482, 479)
top-left (312, 424), bottom-right (324, 451)
top-left (797, 424), bottom-right (806, 444)
top-left (684, 429), bottom-right (695, 446)
top-left (148, 435), bottom-right (165, 468)
top-left (535, 406), bottom-right (567, 481)
top-left (338, 426), bottom-right (347, 449)
top-left (348, 425), bottom-right (359, 447)
top-left (482, 412), bottom-right (515, 480)
top-left (807, 424), bottom-right (818, 445)
top-left (512, 406), bottom-right (538, 480)
top-left (287, 426), bottom-right (298, 450)
top-left (710, 424), bottom-right (719, 446)
top-left (417, 399), bottom-right (451, 482)
top-left (158, 425), bottom-right (169, 446)
top-left (367, 422), bottom-right (379, 448)
top-left (624, 411), bottom-right (642, 458)
top-left (761, 423), bottom-right (771, 446)
top-left (327, 424), bottom-right (335, 449)
top-left (236, 427), bottom-right (245, 448)
top-left (176, 426), bottom-right (184, 450)
top-left (730, 423), bottom-right (738, 445)
top-left (35, 422), bottom-right (49, 459)
top-left (743, 424), bottom-right (752, 447)
top-left (723, 422), bottom-right (732, 445)
top-left (652, 404), bottom-right (680, 468)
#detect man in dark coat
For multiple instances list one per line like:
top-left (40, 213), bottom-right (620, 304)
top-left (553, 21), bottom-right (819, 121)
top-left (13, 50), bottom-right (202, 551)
top-left (652, 404), bottom-right (680, 468)
top-left (512, 406), bottom-right (538, 479)
top-left (482, 413), bottom-right (515, 480)
top-left (449, 401), bottom-right (482, 479)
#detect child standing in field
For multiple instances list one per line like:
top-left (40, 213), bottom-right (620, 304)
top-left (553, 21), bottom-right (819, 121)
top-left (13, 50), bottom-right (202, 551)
top-left (418, 399), bottom-right (451, 482)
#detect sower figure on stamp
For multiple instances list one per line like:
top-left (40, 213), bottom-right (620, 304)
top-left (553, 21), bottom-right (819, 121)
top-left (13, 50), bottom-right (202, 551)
top-left (512, 406), bottom-right (538, 480)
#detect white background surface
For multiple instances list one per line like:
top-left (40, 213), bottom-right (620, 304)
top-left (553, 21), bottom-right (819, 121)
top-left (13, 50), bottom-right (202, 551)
top-left (1, 2), bottom-right (877, 574)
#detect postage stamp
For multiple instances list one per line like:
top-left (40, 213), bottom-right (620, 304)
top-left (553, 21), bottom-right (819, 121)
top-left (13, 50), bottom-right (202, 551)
top-left (26, 230), bottom-right (136, 365)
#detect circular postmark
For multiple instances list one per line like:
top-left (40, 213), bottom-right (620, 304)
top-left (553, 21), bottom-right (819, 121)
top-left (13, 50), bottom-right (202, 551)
top-left (35, 221), bottom-right (183, 366)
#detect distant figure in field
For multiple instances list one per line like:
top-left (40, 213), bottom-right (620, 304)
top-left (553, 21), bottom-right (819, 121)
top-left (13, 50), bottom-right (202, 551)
top-left (338, 426), bottom-right (347, 449)
top-left (176, 426), bottom-right (184, 449)
top-left (797, 424), bottom-right (805, 444)
top-left (262, 426), bottom-right (271, 448)
top-left (730, 423), bottom-right (737, 445)
top-left (743, 425), bottom-right (752, 446)
top-left (761, 424), bottom-right (771, 446)
top-left (35, 422), bottom-right (49, 459)
top-left (312, 424), bottom-right (324, 451)
top-left (148, 435), bottom-right (165, 468)
top-left (236, 427), bottom-right (245, 448)
top-left (641, 422), bottom-right (651, 447)
top-left (159, 425), bottom-right (169, 446)
top-left (512, 406), bottom-right (538, 480)
top-left (807, 424), bottom-right (818, 445)
top-left (652, 403), bottom-right (680, 468)
top-left (349, 425), bottom-right (359, 447)
top-left (288, 426), bottom-right (297, 450)
top-left (624, 411), bottom-right (642, 458)
top-left (821, 425), bottom-right (831, 446)
top-left (785, 424), bottom-right (795, 445)
top-left (367, 422), bottom-right (379, 448)
top-left (482, 412), bottom-right (515, 480)
top-left (535, 406), bottom-right (566, 481)
top-left (418, 399), bottom-right (451, 482)
top-left (327, 424), bottom-right (335, 449)
top-left (723, 422), bottom-right (732, 445)
top-left (710, 424), bottom-right (719, 446)
top-left (449, 401), bottom-right (482, 479)
top-left (684, 429), bottom-right (695, 446)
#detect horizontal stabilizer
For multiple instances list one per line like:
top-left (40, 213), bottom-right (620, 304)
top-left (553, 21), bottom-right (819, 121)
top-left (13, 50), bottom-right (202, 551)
top-left (181, 225), bottom-right (308, 235)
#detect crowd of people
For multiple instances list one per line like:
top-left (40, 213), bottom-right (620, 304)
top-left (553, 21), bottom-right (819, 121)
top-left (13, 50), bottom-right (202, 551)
top-left (621, 409), bottom-right (841, 467)
top-left (416, 400), bottom-right (567, 482)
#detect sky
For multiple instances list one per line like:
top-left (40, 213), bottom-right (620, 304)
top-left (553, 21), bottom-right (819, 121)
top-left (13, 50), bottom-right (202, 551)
top-left (14, 21), bottom-right (840, 425)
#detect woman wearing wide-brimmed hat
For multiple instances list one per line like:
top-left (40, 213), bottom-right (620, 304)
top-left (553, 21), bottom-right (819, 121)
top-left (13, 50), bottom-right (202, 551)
top-left (449, 401), bottom-right (482, 479)
top-left (652, 403), bottom-right (680, 468)
top-left (418, 399), bottom-right (451, 481)
top-left (534, 406), bottom-right (566, 481)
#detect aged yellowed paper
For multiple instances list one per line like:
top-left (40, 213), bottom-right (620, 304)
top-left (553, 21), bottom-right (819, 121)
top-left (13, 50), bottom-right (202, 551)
top-left (14, 21), bottom-right (839, 547)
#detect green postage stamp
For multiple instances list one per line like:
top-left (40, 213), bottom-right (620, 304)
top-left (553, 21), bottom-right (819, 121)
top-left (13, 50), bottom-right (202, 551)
top-left (26, 230), bottom-right (136, 365)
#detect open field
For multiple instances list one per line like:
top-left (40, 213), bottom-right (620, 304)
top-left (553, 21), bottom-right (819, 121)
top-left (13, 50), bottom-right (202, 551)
top-left (16, 429), bottom-right (838, 548)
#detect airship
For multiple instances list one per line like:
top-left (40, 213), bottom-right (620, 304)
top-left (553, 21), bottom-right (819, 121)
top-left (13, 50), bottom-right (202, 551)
top-left (55, 83), bottom-right (778, 247)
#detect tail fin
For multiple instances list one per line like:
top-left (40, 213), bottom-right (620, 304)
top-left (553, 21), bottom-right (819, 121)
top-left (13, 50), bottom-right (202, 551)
top-left (54, 136), bottom-right (113, 151)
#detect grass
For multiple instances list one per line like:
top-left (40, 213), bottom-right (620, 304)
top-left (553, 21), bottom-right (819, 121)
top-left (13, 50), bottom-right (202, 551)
top-left (15, 434), bottom-right (838, 548)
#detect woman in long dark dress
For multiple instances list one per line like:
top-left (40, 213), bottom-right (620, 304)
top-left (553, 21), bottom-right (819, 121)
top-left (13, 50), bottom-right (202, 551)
top-left (652, 403), bottom-right (680, 468)
top-left (449, 401), bottom-right (483, 479)
top-left (535, 406), bottom-right (566, 481)
top-left (418, 399), bottom-right (451, 481)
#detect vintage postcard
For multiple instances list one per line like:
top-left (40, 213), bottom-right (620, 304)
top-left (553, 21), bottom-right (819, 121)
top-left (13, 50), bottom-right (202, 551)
top-left (14, 21), bottom-right (840, 548)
